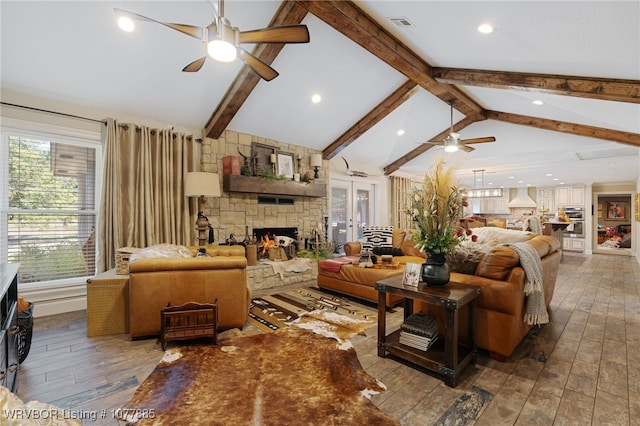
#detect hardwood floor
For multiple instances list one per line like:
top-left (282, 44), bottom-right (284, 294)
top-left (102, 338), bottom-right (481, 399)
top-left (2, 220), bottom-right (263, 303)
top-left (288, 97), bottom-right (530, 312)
top-left (13, 253), bottom-right (640, 425)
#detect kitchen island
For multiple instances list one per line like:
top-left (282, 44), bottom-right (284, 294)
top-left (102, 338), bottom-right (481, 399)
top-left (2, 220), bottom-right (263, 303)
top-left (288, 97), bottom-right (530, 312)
top-left (542, 221), bottom-right (570, 248)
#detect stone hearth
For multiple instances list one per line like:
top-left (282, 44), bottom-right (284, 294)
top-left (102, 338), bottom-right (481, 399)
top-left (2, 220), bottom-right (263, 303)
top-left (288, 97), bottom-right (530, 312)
top-left (247, 261), bottom-right (318, 293)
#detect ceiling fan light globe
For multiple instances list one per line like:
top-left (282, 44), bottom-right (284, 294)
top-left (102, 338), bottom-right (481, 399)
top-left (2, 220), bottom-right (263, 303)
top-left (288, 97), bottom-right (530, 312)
top-left (208, 39), bottom-right (237, 62)
top-left (443, 135), bottom-right (459, 153)
top-left (117, 16), bottom-right (135, 32)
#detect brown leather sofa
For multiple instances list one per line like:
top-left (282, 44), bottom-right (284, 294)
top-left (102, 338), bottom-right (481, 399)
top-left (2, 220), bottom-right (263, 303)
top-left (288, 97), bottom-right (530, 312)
top-left (128, 245), bottom-right (249, 339)
top-left (317, 229), bottom-right (426, 306)
top-left (319, 229), bottom-right (562, 361)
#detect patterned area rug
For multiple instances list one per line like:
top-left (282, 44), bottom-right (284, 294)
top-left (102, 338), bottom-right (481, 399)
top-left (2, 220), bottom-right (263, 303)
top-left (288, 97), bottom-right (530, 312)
top-left (248, 287), bottom-right (378, 340)
top-left (117, 327), bottom-right (398, 425)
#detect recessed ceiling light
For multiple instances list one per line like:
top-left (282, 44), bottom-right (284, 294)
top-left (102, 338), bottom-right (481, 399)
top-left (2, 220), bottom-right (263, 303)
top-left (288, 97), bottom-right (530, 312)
top-left (546, 173), bottom-right (553, 177)
top-left (477, 23), bottom-right (494, 34)
top-left (311, 94), bottom-right (322, 103)
top-left (508, 176), bottom-right (515, 179)
top-left (517, 180), bottom-right (524, 183)
top-left (118, 16), bottom-right (135, 32)
top-left (553, 178), bottom-right (559, 181)
top-left (397, 129), bottom-right (405, 136)
top-left (532, 100), bottom-right (544, 106)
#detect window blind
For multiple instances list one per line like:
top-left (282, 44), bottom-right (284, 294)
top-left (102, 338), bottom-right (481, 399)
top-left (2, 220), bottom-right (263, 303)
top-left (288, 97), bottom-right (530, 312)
top-left (5, 136), bottom-right (97, 284)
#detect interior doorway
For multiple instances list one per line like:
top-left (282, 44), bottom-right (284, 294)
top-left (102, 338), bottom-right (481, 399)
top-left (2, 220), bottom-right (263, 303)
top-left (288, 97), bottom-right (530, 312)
top-left (593, 192), bottom-right (633, 256)
top-left (329, 179), bottom-right (376, 250)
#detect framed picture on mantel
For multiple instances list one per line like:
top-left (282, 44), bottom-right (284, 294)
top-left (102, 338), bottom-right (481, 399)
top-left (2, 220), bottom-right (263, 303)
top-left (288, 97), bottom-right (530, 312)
top-left (276, 152), bottom-right (294, 179)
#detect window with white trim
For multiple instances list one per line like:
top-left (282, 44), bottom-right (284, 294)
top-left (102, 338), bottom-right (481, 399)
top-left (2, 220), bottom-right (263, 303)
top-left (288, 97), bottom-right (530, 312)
top-left (1, 127), bottom-right (99, 286)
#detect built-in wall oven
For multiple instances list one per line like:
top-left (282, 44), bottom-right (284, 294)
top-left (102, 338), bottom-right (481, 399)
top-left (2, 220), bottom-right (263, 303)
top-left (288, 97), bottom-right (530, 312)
top-left (561, 207), bottom-right (584, 238)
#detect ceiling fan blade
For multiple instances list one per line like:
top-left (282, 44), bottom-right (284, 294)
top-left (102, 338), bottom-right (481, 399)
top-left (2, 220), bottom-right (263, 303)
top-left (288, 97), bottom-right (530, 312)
top-left (238, 25), bottom-right (310, 44)
top-left (238, 49), bottom-right (279, 81)
top-left (460, 144), bottom-right (476, 153)
top-left (114, 8), bottom-right (202, 40)
top-left (182, 56), bottom-right (207, 72)
top-left (461, 136), bottom-right (496, 144)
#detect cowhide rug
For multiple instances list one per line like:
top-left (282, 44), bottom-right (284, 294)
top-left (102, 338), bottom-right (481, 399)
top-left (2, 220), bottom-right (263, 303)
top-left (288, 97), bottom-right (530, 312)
top-left (118, 327), bottom-right (398, 425)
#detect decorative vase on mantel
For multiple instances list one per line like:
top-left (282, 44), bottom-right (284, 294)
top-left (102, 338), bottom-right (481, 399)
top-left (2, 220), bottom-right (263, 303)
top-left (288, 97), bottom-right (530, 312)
top-left (421, 253), bottom-right (450, 287)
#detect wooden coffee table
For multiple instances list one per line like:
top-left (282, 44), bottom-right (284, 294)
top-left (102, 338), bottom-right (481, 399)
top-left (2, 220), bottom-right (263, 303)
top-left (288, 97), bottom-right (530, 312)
top-left (374, 275), bottom-right (480, 387)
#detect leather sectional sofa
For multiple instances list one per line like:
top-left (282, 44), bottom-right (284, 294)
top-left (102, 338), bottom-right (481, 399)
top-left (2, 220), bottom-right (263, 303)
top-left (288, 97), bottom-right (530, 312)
top-left (317, 229), bottom-right (426, 306)
top-left (318, 228), bottom-right (562, 361)
top-left (128, 245), bottom-right (249, 339)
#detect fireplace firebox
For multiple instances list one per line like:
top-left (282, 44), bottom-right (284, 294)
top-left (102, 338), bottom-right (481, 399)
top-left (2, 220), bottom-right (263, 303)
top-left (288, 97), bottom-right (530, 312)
top-left (253, 227), bottom-right (300, 259)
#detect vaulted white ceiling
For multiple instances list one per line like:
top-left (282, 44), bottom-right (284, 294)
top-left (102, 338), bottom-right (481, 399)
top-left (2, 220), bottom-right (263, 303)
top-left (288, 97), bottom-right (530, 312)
top-left (2, 1), bottom-right (638, 190)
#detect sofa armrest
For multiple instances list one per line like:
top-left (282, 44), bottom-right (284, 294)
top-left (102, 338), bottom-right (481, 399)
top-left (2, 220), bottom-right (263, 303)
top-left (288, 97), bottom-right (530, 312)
top-left (344, 242), bottom-right (362, 256)
top-left (450, 270), bottom-right (525, 317)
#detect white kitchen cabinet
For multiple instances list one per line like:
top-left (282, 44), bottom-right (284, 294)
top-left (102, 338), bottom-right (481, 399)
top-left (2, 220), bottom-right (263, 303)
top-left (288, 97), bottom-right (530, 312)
top-left (562, 237), bottom-right (585, 252)
top-left (537, 187), bottom-right (554, 214)
top-left (555, 185), bottom-right (584, 206)
top-left (476, 193), bottom-right (510, 214)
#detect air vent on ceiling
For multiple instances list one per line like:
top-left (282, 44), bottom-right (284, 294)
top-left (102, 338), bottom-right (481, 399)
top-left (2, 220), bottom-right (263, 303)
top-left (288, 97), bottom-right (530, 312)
top-left (388, 17), bottom-right (414, 27)
top-left (574, 146), bottom-right (638, 161)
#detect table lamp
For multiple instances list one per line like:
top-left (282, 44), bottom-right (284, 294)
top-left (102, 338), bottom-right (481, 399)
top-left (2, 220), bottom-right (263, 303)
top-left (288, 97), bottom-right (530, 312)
top-left (185, 172), bottom-right (221, 245)
top-left (310, 154), bottom-right (322, 179)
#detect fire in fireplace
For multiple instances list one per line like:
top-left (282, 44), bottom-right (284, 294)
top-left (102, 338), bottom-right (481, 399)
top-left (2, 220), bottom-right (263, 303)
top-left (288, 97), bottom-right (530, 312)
top-left (253, 227), bottom-right (299, 259)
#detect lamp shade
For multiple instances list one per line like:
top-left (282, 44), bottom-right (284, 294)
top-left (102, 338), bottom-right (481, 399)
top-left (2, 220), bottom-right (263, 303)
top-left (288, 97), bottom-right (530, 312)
top-left (185, 172), bottom-right (221, 197)
top-left (310, 154), bottom-right (323, 168)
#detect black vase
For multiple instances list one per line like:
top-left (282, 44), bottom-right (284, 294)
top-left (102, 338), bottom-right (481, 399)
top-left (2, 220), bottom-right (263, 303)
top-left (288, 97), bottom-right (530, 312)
top-left (421, 253), bottom-right (450, 287)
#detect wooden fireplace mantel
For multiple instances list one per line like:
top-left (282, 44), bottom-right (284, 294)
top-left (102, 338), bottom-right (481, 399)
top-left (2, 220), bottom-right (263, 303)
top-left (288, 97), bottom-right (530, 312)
top-left (223, 175), bottom-right (326, 198)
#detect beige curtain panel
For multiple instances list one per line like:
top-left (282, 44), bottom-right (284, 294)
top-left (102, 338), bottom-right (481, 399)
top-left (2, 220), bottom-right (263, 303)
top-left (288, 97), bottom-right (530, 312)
top-left (390, 176), bottom-right (413, 231)
top-left (98, 118), bottom-right (199, 272)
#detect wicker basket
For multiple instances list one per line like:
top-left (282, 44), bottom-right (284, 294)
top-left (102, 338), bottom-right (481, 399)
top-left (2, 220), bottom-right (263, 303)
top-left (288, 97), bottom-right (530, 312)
top-left (116, 247), bottom-right (139, 275)
top-left (17, 302), bottom-right (34, 364)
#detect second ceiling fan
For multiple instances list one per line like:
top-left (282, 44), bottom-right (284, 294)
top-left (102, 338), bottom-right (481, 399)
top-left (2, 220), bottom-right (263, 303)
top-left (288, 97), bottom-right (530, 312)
top-left (427, 100), bottom-right (496, 152)
top-left (114, 0), bottom-right (309, 81)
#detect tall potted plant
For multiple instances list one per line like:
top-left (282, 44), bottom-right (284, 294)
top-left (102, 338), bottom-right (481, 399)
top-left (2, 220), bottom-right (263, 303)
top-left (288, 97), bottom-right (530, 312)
top-left (407, 158), bottom-right (463, 286)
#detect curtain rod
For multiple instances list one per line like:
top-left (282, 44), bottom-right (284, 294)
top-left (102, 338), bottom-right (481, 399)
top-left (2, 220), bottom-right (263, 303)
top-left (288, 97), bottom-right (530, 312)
top-left (2, 101), bottom-right (203, 142)
top-left (0, 101), bottom-right (107, 125)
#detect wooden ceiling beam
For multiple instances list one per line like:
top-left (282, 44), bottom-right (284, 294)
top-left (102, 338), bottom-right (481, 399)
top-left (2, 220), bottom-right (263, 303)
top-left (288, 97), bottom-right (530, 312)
top-left (383, 115), bottom-right (484, 175)
top-left (204, 1), bottom-right (308, 139)
top-left (295, 0), bottom-right (483, 117)
top-left (433, 68), bottom-right (640, 104)
top-left (485, 110), bottom-right (640, 146)
top-left (323, 80), bottom-right (420, 160)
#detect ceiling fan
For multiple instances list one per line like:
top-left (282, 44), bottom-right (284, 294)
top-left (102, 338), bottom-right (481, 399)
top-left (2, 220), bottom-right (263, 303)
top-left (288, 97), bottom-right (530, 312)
top-left (113, 0), bottom-right (309, 81)
top-left (427, 100), bottom-right (496, 152)
top-left (342, 157), bottom-right (369, 178)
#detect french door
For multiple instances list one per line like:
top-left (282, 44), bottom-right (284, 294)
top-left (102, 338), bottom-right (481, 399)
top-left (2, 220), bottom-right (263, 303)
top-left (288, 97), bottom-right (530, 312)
top-left (330, 179), bottom-right (375, 248)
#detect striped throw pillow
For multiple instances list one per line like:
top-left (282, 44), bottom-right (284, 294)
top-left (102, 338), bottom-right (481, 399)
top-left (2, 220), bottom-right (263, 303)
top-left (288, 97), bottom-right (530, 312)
top-left (361, 226), bottom-right (393, 252)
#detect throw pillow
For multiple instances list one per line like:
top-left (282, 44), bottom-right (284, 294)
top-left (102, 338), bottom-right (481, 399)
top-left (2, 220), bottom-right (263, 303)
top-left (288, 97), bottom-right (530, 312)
top-left (446, 241), bottom-right (492, 275)
top-left (372, 246), bottom-right (404, 256)
top-left (361, 226), bottom-right (393, 252)
top-left (129, 244), bottom-right (194, 262)
top-left (392, 229), bottom-right (407, 248)
top-left (472, 227), bottom-right (533, 244)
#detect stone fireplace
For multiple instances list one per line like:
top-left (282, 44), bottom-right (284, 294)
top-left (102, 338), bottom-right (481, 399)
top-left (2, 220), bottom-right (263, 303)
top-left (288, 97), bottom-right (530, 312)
top-left (196, 130), bottom-right (326, 292)
top-left (197, 130), bottom-right (328, 247)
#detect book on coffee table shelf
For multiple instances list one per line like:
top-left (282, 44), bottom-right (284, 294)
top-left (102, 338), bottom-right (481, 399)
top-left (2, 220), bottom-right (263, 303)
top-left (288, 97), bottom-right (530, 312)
top-left (401, 312), bottom-right (439, 337)
top-left (399, 312), bottom-right (439, 351)
top-left (399, 331), bottom-right (438, 351)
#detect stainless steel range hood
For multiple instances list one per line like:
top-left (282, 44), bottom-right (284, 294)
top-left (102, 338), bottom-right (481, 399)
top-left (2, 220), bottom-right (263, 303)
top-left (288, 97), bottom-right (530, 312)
top-left (508, 187), bottom-right (537, 208)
